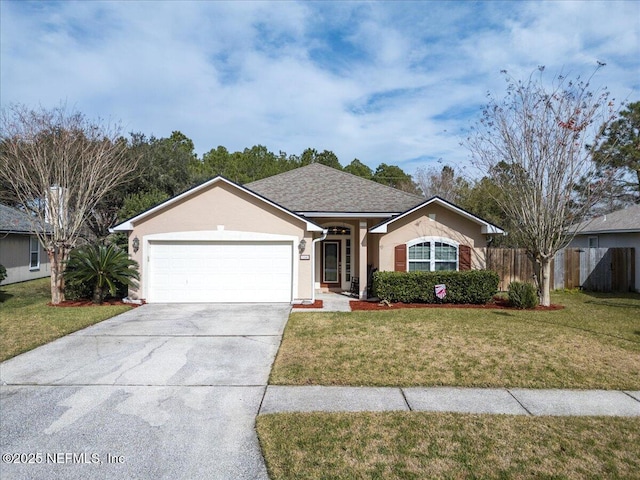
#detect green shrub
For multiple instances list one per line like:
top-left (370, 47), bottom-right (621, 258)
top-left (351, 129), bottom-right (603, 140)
top-left (64, 277), bottom-right (94, 301)
top-left (372, 270), bottom-right (499, 304)
top-left (507, 281), bottom-right (539, 309)
top-left (0, 264), bottom-right (6, 284)
top-left (65, 275), bottom-right (129, 302)
top-left (64, 243), bottom-right (139, 304)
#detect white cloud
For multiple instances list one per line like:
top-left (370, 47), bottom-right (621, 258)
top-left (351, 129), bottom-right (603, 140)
top-left (1, 0), bottom-right (638, 177)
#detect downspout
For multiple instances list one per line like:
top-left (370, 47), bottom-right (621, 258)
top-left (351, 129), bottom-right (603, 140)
top-left (311, 229), bottom-right (329, 303)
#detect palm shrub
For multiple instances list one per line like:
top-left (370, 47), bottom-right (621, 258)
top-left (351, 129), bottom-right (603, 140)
top-left (507, 281), bottom-right (539, 309)
top-left (65, 244), bottom-right (139, 304)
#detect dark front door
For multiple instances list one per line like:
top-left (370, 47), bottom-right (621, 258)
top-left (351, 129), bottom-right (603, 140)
top-left (322, 241), bottom-right (340, 285)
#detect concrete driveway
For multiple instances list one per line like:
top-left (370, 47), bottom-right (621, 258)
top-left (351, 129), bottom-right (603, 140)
top-left (0, 303), bottom-right (290, 480)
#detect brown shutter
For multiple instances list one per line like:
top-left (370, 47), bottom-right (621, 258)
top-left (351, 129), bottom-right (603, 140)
top-left (394, 244), bottom-right (407, 271)
top-left (459, 245), bottom-right (471, 271)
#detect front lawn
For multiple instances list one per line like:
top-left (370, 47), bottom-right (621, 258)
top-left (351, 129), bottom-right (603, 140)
top-left (0, 278), bottom-right (131, 362)
top-left (270, 291), bottom-right (640, 389)
top-left (258, 412), bottom-right (640, 480)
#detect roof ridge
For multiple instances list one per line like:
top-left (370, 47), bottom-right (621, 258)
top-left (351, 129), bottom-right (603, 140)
top-left (311, 163), bottom-right (425, 200)
top-left (247, 162), bottom-right (424, 200)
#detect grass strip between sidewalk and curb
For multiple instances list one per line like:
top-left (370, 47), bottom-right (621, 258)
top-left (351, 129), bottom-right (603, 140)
top-left (257, 411), bottom-right (640, 480)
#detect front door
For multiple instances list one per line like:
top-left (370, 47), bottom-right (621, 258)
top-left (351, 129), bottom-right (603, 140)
top-left (322, 241), bottom-right (340, 285)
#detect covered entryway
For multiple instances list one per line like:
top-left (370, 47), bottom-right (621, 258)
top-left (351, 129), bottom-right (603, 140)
top-left (147, 240), bottom-right (293, 303)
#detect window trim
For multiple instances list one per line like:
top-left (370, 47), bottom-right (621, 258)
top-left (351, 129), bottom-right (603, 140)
top-left (29, 235), bottom-right (40, 271)
top-left (406, 237), bottom-right (459, 272)
top-left (588, 236), bottom-right (599, 248)
top-left (345, 238), bottom-right (351, 282)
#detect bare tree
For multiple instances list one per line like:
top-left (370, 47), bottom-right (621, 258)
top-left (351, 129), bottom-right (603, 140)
top-left (0, 104), bottom-right (137, 304)
top-left (414, 164), bottom-right (468, 203)
top-left (466, 66), bottom-right (615, 306)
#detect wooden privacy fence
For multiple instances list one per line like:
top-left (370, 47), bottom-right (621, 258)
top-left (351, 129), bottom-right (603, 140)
top-left (486, 248), bottom-right (636, 292)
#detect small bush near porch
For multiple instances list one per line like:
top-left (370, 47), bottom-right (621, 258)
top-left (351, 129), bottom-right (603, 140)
top-left (372, 270), bottom-right (499, 304)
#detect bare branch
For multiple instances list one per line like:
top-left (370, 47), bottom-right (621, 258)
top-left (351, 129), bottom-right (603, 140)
top-left (465, 66), bottom-right (617, 305)
top-left (0, 103), bottom-right (138, 304)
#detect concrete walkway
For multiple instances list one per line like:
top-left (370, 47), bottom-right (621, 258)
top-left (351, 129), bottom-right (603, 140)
top-left (294, 292), bottom-right (353, 312)
top-left (260, 386), bottom-right (640, 416)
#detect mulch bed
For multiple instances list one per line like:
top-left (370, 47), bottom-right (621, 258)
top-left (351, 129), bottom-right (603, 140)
top-left (293, 300), bottom-right (324, 309)
top-left (350, 298), bottom-right (564, 311)
top-left (48, 298), bottom-right (142, 308)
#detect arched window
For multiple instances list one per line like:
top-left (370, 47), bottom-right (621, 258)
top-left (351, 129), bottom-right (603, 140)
top-left (407, 238), bottom-right (458, 271)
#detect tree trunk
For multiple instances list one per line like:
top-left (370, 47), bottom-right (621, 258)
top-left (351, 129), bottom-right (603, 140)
top-left (531, 255), bottom-right (552, 307)
top-left (538, 258), bottom-right (552, 307)
top-left (48, 245), bottom-right (69, 305)
top-left (92, 285), bottom-right (104, 305)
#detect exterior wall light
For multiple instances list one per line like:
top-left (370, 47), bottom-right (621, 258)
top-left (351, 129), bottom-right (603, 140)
top-left (298, 238), bottom-right (307, 254)
top-left (132, 236), bottom-right (140, 253)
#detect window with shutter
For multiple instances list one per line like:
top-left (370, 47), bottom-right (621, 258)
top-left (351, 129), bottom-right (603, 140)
top-left (394, 244), bottom-right (407, 271)
top-left (404, 237), bottom-right (463, 272)
top-left (459, 245), bottom-right (472, 270)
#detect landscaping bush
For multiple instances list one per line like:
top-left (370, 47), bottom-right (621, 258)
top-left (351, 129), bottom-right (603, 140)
top-left (0, 264), bottom-right (6, 284)
top-left (64, 243), bottom-right (139, 304)
top-left (64, 276), bottom-right (94, 301)
top-left (507, 281), bottom-right (539, 309)
top-left (372, 270), bottom-right (499, 304)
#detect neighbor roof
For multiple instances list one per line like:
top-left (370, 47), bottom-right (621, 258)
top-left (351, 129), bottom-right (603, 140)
top-left (246, 163), bottom-right (424, 215)
top-left (370, 196), bottom-right (505, 235)
top-left (573, 204), bottom-right (640, 234)
top-left (0, 203), bottom-right (52, 234)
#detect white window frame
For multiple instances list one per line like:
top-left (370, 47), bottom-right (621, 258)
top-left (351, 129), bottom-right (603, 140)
top-left (29, 236), bottom-right (40, 270)
top-left (407, 237), bottom-right (459, 272)
top-left (588, 236), bottom-right (599, 248)
top-left (345, 238), bottom-right (351, 282)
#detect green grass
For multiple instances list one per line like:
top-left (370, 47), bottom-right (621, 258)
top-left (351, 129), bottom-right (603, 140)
top-left (258, 412), bottom-right (640, 480)
top-left (270, 291), bottom-right (640, 389)
top-left (0, 278), bottom-right (131, 361)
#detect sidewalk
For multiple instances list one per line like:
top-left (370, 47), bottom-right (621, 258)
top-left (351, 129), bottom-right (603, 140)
top-left (260, 386), bottom-right (640, 417)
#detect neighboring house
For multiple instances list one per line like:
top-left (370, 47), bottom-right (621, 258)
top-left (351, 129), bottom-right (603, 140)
top-left (112, 163), bottom-right (503, 303)
top-left (569, 203), bottom-right (640, 292)
top-left (0, 204), bottom-right (51, 285)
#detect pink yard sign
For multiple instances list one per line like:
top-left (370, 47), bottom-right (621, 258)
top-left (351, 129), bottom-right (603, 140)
top-left (435, 284), bottom-right (446, 299)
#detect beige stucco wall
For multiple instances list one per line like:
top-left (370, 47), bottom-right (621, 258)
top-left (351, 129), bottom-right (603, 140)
top-left (376, 204), bottom-right (488, 272)
top-left (127, 181), bottom-right (313, 301)
top-left (0, 234), bottom-right (50, 285)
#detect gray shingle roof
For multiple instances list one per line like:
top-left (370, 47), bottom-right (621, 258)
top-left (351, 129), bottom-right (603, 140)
top-left (575, 204), bottom-right (640, 234)
top-left (0, 203), bottom-right (51, 234)
top-left (246, 163), bottom-right (424, 213)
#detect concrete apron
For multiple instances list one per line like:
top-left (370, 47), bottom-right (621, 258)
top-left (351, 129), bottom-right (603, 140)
top-left (0, 303), bottom-right (291, 480)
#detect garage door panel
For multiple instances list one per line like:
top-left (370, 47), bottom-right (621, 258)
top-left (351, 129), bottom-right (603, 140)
top-left (147, 241), bottom-right (293, 303)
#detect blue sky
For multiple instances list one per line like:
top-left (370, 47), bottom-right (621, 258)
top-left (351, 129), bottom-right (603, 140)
top-left (1, 0), bottom-right (639, 175)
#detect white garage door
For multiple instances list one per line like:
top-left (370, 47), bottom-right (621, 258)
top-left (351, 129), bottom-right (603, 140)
top-left (147, 241), bottom-right (293, 303)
